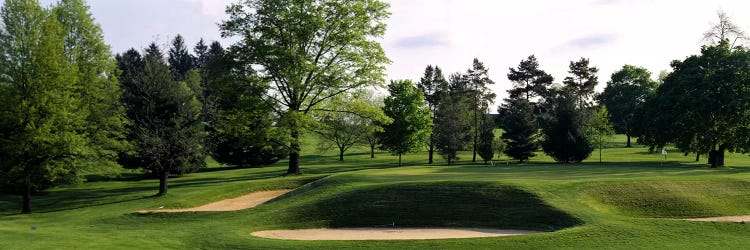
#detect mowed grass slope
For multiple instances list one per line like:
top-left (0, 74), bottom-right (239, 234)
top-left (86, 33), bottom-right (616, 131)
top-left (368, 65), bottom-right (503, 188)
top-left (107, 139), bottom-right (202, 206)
top-left (2, 134), bottom-right (750, 249)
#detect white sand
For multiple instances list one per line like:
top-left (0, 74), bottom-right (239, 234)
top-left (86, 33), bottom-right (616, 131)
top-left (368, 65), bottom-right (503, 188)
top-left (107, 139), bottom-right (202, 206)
top-left (136, 189), bottom-right (292, 213)
top-left (250, 227), bottom-right (540, 240)
top-left (682, 215), bottom-right (750, 222)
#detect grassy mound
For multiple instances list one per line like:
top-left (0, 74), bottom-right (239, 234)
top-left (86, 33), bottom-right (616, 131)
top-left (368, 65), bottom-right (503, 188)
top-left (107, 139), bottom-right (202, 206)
top-left (278, 182), bottom-right (580, 231)
top-left (584, 180), bottom-right (750, 218)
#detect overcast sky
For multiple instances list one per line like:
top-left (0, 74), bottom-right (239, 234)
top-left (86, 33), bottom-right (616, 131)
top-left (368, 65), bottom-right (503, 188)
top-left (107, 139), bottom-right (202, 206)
top-left (74, 0), bottom-right (750, 108)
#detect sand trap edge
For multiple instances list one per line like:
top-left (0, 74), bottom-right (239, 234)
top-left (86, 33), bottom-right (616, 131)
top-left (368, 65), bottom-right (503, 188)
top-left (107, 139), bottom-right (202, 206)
top-left (250, 227), bottom-right (541, 240)
top-left (681, 215), bottom-right (750, 222)
top-left (135, 189), bottom-right (292, 213)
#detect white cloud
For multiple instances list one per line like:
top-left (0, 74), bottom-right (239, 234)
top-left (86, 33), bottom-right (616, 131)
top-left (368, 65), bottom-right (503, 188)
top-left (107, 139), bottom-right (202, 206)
top-left (382, 0), bottom-right (750, 109)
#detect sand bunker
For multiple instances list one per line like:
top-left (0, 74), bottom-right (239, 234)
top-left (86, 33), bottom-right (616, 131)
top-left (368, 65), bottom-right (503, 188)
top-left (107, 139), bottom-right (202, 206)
top-left (250, 227), bottom-right (540, 240)
top-left (136, 189), bottom-right (291, 213)
top-left (682, 215), bottom-right (750, 222)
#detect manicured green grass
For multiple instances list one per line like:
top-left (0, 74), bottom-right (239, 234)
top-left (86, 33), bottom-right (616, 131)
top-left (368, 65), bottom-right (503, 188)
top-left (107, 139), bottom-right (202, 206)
top-left (2, 134), bottom-right (750, 249)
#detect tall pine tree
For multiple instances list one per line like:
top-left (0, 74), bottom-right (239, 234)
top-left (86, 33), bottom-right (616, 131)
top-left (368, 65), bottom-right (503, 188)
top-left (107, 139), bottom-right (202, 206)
top-left (563, 58), bottom-right (599, 109)
top-left (122, 43), bottom-right (204, 195)
top-left (416, 65), bottom-right (447, 164)
top-left (466, 58), bottom-right (495, 162)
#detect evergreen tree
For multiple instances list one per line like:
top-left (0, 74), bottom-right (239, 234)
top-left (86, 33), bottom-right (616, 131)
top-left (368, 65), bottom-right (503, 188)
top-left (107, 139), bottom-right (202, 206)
top-left (563, 58), bottom-right (599, 109)
top-left (477, 116), bottom-right (496, 164)
top-left (125, 43), bottom-right (205, 195)
top-left (507, 55), bottom-right (554, 102)
top-left (433, 83), bottom-right (471, 165)
top-left (168, 34), bottom-right (194, 80)
top-left (0, 0), bottom-right (86, 213)
top-left (378, 80), bottom-right (432, 166)
top-left (193, 38), bottom-right (208, 69)
top-left (498, 98), bottom-right (538, 162)
top-left (417, 65), bottom-right (448, 164)
top-left (466, 58), bottom-right (496, 162)
top-left (541, 90), bottom-right (593, 163)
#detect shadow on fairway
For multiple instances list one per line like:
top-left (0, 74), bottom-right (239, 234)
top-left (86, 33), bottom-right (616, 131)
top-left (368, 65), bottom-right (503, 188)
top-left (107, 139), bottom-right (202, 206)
top-left (275, 182), bottom-right (581, 231)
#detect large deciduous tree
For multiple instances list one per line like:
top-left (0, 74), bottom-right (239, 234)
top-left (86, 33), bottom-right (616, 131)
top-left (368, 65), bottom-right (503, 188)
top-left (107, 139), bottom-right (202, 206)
top-left (378, 80), bottom-right (432, 166)
top-left (598, 65), bottom-right (658, 147)
top-left (639, 41), bottom-right (750, 168)
top-left (0, 0), bottom-right (86, 213)
top-left (221, 0), bottom-right (390, 174)
top-left (703, 10), bottom-right (747, 48)
top-left (54, 0), bottom-right (128, 172)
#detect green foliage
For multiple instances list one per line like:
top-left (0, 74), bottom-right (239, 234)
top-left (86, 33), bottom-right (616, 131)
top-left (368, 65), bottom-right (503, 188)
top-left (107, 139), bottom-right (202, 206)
top-left (541, 90), bottom-right (593, 163)
top-left (493, 133), bottom-right (506, 160)
top-left (200, 41), bottom-right (287, 167)
top-left (417, 65), bottom-right (448, 164)
top-left (507, 55), bottom-right (554, 102)
top-left (466, 58), bottom-right (496, 162)
top-left (598, 65), bottom-right (657, 146)
top-left (563, 57), bottom-right (599, 109)
top-left (477, 117), bottom-right (496, 163)
top-left (587, 106), bottom-right (616, 163)
top-left (53, 0), bottom-right (128, 174)
top-left (379, 80), bottom-right (432, 166)
top-left (120, 44), bottom-right (205, 194)
top-left (221, 0), bottom-right (391, 174)
top-left (0, 0), bottom-right (89, 213)
top-left (638, 42), bottom-right (750, 167)
top-left (313, 91), bottom-right (391, 161)
top-left (167, 34), bottom-right (194, 79)
top-left (433, 82), bottom-right (471, 165)
top-left (499, 98), bottom-right (538, 162)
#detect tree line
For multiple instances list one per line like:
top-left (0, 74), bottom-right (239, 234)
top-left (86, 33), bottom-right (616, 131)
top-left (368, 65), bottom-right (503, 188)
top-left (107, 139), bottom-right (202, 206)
top-left (2, 0), bottom-right (749, 215)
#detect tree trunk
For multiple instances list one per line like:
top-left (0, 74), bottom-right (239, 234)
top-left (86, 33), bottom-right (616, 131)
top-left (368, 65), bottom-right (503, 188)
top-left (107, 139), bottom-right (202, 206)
top-left (22, 175), bottom-right (31, 214)
top-left (472, 110), bottom-right (478, 162)
top-left (370, 144), bottom-right (375, 158)
top-left (287, 125), bottom-right (301, 174)
top-left (626, 135), bottom-right (631, 147)
top-left (695, 153), bottom-right (700, 162)
top-left (717, 144), bottom-right (726, 167)
top-left (709, 149), bottom-right (718, 168)
top-left (428, 139), bottom-right (434, 164)
top-left (339, 147), bottom-right (344, 161)
top-left (158, 170), bottom-right (169, 195)
top-left (398, 153), bottom-right (402, 167)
